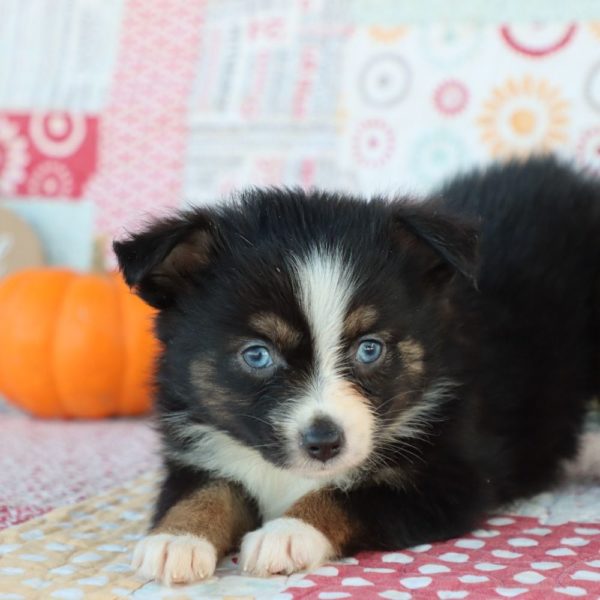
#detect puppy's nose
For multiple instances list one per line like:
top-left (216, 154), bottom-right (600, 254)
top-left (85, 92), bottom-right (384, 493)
top-left (301, 418), bottom-right (345, 462)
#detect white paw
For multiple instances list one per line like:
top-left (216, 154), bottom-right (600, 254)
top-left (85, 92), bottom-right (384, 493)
top-left (239, 517), bottom-right (334, 576)
top-left (131, 533), bottom-right (217, 585)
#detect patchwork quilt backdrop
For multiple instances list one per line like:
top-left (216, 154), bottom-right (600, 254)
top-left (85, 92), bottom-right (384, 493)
top-left (1, 1), bottom-right (600, 598)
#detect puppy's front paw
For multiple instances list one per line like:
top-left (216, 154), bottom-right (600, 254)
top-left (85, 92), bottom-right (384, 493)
top-left (239, 517), bottom-right (334, 576)
top-left (131, 533), bottom-right (217, 585)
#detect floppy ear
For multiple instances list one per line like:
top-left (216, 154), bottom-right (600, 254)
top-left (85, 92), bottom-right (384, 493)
top-left (392, 205), bottom-right (479, 287)
top-left (113, 209), bottom-right (219, 309)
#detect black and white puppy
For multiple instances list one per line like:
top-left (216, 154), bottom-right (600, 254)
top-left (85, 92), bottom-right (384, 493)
top-left (115, 156), bottom-right (600, 585)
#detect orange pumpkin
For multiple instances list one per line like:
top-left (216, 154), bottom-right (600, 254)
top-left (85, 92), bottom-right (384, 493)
top-left (0, 268), bottom-right (159, 418)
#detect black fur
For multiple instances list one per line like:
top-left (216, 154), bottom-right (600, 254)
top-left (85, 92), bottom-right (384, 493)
top-left (115, 155), bottom-right (600, 554)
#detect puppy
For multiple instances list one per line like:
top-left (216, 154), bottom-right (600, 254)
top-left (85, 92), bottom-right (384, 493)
top-left (115, 156), bottom-right (600, 585)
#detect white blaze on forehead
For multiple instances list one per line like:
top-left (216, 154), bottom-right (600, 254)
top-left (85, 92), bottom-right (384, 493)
top-left (293, 248), bottom-right (355, 379)
top-left (290, 248), bottom-right (374, 474)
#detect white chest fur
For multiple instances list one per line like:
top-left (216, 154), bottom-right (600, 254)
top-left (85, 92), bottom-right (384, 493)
top-left (168, 423), bottom-right (325, 521)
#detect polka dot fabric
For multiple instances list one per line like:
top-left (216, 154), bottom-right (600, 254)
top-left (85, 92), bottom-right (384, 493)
top-left (294, 518), bottom-right (600, 599)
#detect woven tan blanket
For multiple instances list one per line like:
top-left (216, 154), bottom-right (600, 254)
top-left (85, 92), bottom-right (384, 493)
top-left (0, 473), bottom-right (297, 599)
top-left (0, 472), bottom-right (158, 598)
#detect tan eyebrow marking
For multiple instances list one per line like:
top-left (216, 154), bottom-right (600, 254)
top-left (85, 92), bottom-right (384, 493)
top-left (344, 305), bottom-right (378, 338)
top-left (249, 312), bottom-right (302, 348)
top-left (397, 338), bottom-right (425, 377)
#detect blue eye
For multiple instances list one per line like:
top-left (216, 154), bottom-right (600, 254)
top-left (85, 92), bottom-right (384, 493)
top-left (356, 340), bottom-right (383, 364)
top-left (242, 345), bottom-right (274, 369)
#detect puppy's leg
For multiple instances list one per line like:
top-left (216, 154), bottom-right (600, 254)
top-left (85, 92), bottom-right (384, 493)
top-left (133, 469), bottom-right (258, 585)
top-left (239, 489), bottom-right (356, 576)
top-left (240, 457), bottom-right (487, 576)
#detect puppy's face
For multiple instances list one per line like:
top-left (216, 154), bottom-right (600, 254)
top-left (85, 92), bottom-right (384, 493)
top-left (115, 191), bottom-right (476, 479)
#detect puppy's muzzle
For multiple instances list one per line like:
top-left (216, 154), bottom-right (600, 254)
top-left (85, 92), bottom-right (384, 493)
top-left (300, 417), bottom-right (345, 462)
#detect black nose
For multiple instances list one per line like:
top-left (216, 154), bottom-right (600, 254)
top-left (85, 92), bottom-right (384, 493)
top-left (301, 418), bottom-right (345, 462)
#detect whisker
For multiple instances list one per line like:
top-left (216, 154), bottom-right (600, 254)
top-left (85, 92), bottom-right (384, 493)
top-left (237, 413), bottom-right (274, 428)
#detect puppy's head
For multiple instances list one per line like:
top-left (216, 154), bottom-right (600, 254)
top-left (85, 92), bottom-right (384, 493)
top-left (114, 190), bottom-right (477, 479)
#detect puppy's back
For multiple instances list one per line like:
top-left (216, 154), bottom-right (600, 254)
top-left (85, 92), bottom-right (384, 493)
top-left (431, 156), bottom-right (600, 498)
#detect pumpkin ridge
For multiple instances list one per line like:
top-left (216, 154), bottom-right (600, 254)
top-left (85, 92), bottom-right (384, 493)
top-left (50, 273), bottom-right (74, 418)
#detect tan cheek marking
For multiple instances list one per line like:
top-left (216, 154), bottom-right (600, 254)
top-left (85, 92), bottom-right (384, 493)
top-left (249, 312), bottom-right (302, 348)
top-left (190, 357), bottom-right (216, 384)
top-left (344, 305), bottom-right (378, 339)
top-left (398, 338), bottom-right (425, 377)
top-left (285, 489), bottom-right (358, 556)
top-left (153, 482), bottom-right (258, 557)
top-left (190, 358), bottom-right (232, 409)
